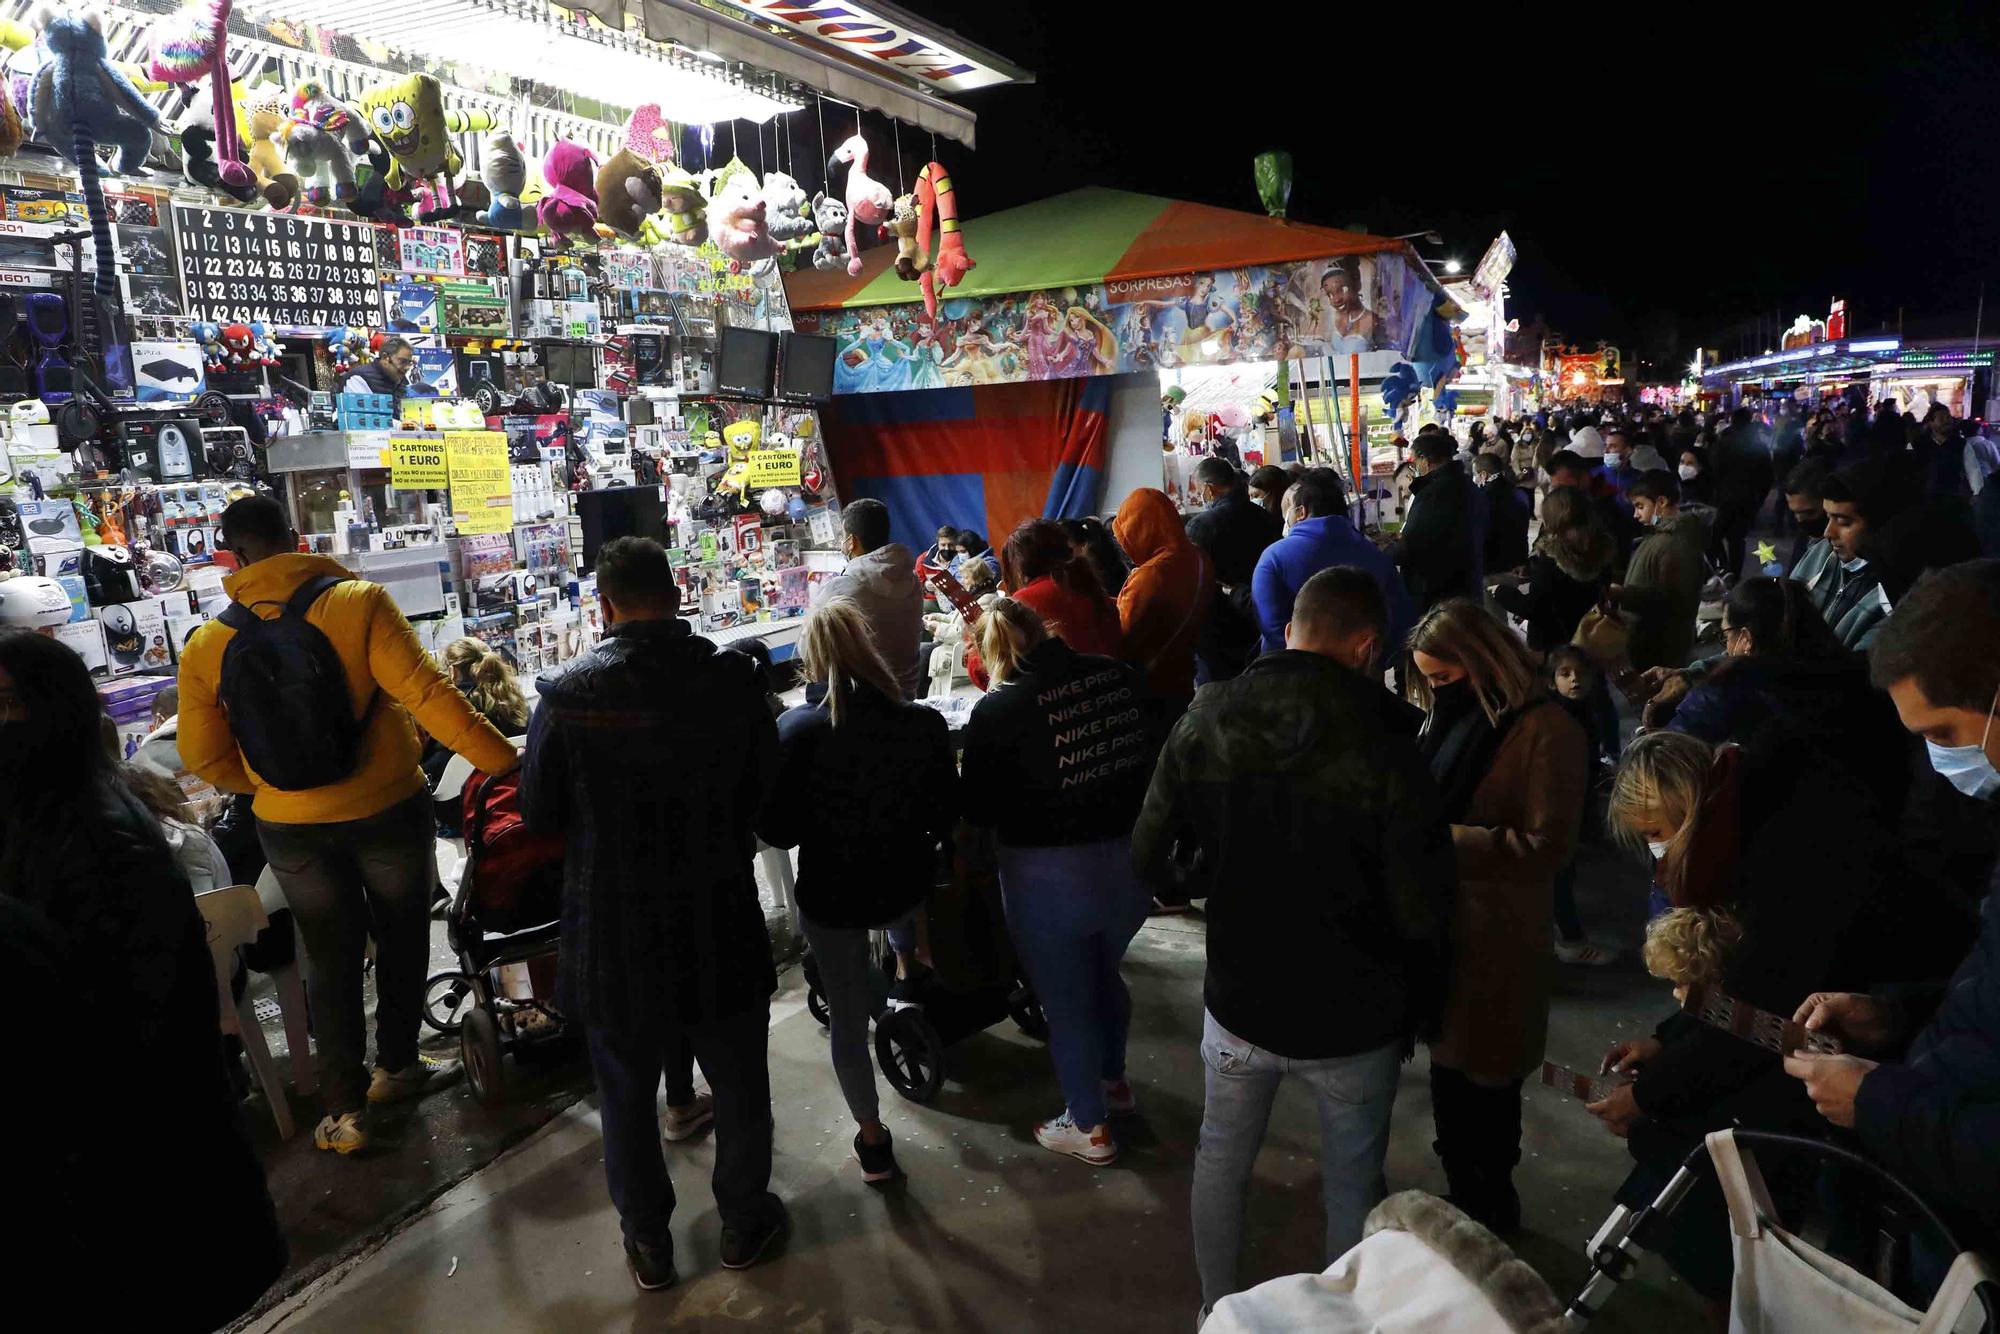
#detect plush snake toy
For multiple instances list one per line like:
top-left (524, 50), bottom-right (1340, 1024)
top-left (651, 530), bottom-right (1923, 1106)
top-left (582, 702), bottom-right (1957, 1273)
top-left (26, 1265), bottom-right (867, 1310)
top-left (913, 162), bottom-right (974, 318)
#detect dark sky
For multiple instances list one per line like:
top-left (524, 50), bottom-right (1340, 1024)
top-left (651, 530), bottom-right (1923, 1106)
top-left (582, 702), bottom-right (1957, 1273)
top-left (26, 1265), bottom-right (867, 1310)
top-left (851, 1), bottom-right (2000, 374)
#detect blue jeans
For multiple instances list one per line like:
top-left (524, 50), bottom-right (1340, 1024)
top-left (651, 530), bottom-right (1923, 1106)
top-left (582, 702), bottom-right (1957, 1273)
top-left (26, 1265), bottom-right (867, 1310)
top-left (997, 836), bottom-right (1151, 1129)
top-left (1191, 1010), bottom-right (1402, 1312)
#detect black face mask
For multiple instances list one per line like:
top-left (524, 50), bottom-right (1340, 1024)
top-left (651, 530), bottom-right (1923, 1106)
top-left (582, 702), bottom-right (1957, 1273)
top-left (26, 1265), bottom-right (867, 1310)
top-left (1429, 678), bottom-right (1476, 716)
top-left (1794, 510), bottom-right (1825, 532)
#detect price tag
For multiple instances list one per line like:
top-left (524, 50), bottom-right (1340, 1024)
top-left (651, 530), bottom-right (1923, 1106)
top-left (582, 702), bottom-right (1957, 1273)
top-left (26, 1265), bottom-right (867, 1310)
top-left (388, 434), bottom-right (448, 488)
top-left (446, 431), bottom-right (513, 534)
top-left (745, 448), bottom-right (802, 488)
top-left (344, 432), bottom-right (387, 470)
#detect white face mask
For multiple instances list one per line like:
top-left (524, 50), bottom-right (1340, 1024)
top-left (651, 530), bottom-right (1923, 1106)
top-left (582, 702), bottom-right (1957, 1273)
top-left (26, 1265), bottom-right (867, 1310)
top-left (1926, 689), bottom-right (2000, 800)
top-left (1678, 464), bottom-right (1699, 481)
top-left (1605, 450), bottom-right (1625, 468)
top-left (1841, 555), bottom-right (1868, 574)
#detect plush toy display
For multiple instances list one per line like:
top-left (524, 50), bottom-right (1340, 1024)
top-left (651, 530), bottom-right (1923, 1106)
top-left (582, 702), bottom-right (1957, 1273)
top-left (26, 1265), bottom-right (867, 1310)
top-left (355, 73), bottom-right (492, 222)
top-left (281, 79), bottom-right (367, 207)
top-left (146, 0), bottom-right (252, 192)
top-left (244, 92), bottom-right (300, 209)
top-left (191, 320), bottom-right (226, 371)
top-left (175, 101), bottom-right (257, 203)
top-left (827, 133), bottom-right (892, 277)
top-left (707, 165), bottom-right (778, 266)
top-left (537, 139), bottom-right (599, 242)
top-left (648, 165), bottom-right (706, 247)
top-left (593, 148), bottom-right (661, 240)
top-left (30, 9), bottom-right (163, 316)
top-left (760, 170), bottom-right (813, 243)
top-left (889, 192), bottom-right (922, 280)
top-left (809, 191), bottom-right (847, 271)
top-left (721, 418), bottom-right (760, 463)
top-left (622, 102), bottom-right (675, 163)
top-left (912, 161), bottom-right (974, 318)
top-left (351, 137), bottom-right (415, 223)
top-left (478, 130), bottom-right (525, 230)
top-left (324, 327), bottom-right (368, 374)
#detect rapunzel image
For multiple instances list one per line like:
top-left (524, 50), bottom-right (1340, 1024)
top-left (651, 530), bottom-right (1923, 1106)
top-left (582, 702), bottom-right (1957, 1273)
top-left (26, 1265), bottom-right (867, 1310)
top-left (1050, 304), bottom-right (1118, 376)
top-left (1021, 291), bottom-right (1063, 379)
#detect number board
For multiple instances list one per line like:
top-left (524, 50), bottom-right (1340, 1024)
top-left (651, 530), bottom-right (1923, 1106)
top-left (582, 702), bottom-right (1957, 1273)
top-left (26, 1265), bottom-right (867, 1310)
top-left (173, 205), bottom-right (383, 328)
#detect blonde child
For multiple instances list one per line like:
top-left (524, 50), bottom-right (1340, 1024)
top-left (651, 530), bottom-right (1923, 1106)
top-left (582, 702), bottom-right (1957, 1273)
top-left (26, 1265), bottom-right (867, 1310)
top-left (1641, 906), bottom-right (1742, 1005)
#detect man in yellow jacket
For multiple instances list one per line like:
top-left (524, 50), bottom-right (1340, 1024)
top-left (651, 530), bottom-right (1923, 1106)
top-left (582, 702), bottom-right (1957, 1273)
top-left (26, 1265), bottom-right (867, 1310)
top-left (180, 496), bottom-right (520, 1154)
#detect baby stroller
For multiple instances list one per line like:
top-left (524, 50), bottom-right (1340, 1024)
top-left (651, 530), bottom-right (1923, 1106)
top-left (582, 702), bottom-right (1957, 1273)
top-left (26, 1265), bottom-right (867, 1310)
top-left (421, 759), bottom-right (569, 1107)
top-left (803, 825), bottom-right (1046, 1103)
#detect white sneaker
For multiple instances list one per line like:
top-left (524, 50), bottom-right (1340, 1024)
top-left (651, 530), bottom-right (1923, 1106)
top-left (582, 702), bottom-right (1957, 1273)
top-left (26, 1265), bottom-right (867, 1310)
top-left (314, 1110), bottom-right (368, 1155)
top-left (368, 1054), bottom-right (464, 1103)
top-left (661, 1093), bottom-right (714, 1143)
top-left (1035, 1111), bottom-right (1117, 1165)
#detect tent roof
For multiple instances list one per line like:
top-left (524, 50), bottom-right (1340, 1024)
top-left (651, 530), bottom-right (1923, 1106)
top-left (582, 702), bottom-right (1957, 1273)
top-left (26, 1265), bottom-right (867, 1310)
top-left (783, 186), bottom-right (1411, 312)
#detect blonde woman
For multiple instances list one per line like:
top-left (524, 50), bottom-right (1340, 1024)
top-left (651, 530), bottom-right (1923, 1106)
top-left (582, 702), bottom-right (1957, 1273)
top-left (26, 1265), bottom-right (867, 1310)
top-left (756, 597), bottom-right (958, 1185)
top-left (960, 597), bottom-right (1156, 1166)
top-left (442, 636), bottom-right (531, 734)
top-left (1405, 598), bottom-right (1586, 1233)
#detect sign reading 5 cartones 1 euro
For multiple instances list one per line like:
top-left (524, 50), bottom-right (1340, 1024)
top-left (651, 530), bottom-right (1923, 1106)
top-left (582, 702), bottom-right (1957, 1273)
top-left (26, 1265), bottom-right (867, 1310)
top-left (388, 435), bottom-right (448, 488)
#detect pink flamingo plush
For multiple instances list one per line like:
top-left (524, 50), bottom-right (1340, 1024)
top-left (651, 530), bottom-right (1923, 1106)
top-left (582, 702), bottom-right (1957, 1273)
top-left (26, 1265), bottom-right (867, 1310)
top-left (828, 133), bottom-right (891, 277)
top-left (147, 0), bottom-right (253, 191)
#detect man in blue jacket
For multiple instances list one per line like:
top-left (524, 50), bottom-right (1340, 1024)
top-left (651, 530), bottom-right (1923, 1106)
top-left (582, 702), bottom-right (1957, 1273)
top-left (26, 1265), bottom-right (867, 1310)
top-left (1250, 467), bottom-right (1413, 655)
top-left (1786, 559), bottom-right (2000, 1255)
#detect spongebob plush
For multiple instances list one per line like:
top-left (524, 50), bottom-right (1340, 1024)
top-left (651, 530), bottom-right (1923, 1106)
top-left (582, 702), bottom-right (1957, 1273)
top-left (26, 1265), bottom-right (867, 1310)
top-left (721, 419), bottom-right (761, 465)
top-left (355, 72), bottom-right (493, 222)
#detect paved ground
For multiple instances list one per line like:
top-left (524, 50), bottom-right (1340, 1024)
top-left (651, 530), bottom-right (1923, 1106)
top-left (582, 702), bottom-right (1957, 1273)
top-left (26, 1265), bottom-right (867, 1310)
top-left (232, 832), bottom-right (1707, 1334)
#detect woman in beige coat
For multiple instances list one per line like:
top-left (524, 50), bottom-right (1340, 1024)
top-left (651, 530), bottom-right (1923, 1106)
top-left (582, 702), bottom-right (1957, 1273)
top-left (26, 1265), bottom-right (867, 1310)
top-left (1406, 599), bottom-right (1588, 1232)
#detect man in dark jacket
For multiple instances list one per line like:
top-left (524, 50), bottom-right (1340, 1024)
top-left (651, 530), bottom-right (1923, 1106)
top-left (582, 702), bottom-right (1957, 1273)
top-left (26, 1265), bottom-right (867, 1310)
top-left (1185, 457), bottom-right (1280, 682)
top-left (1394, 431), bottom-right (1485, 613)
top-left (1788, 560), bottom-right (2000, 1257)
top-left (1711, 407), bottom-right (1773, 580)
top-left (1133, 567), bottom-right (1456, 1315)
top-left (522, 537), bottom-right (785, 1290)
top-left (342, 334), bottom-right (414, 401)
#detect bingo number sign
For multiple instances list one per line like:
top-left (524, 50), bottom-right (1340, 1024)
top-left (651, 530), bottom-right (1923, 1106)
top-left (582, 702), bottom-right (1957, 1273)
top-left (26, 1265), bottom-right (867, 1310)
top-left (174, 204), bottom-right (382, 327)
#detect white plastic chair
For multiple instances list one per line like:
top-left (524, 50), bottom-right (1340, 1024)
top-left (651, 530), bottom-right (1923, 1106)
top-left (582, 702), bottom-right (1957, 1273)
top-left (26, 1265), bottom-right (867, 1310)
top-left (197, 885), bottom-right (314, 1138)
top-left (926, 637), bottom-right (967, 699)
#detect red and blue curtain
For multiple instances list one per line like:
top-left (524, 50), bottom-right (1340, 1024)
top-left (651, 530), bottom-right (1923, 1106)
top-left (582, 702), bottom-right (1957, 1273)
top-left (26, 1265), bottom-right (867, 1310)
top-left (822, 376), bottom-right (1109, 553)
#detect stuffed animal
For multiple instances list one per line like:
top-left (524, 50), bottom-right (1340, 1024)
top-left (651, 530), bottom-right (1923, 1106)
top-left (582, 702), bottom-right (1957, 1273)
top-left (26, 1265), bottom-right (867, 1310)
top-left (281, 79), bottom-right (367, 207)
top-left (355, 73), bottom-right (493, 222)
top-left (761, 170), bottom-right (813, 243)
top-left (809, 192), bottom-right (847, 271)
top-left (0, 73), bottom-right (21, 156)
top-left (912, 161), bottom-right (975, 318)
top-left (324, 326), bottom-right (367, 374)
top-left (889, 193), bottom-right (922, 281)
top-left (593, 148), bottom-right (661, 240)
top-left (30, 10), bottom-right (162, 315)
top-left (622, 102), bottom-right (675, 163)
top-left (146, 0), bottom-right (252, 192)
top-left (537, 140), bottom-right (599, 242)
top-left (191, 320), bottom-right (226, 371)
top-left (243, 92), bottom-right (300, 209)
top-left (649, 165), bottom-right (706, 247)
top-left (174, 99), bottom-right (256, 203)
top-left (707, 167), bottom-right (778, 265)
top-left (827, 133), bottom-right (891, 277)
top-left (477, 130), bottom-right (525, 230)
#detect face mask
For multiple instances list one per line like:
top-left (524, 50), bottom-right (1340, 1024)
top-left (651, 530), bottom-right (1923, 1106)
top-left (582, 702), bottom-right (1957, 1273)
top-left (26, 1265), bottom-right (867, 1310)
top-left (1604, 451), bottom-right (1625, 468)
top-left (1926, 691), bottom-right (2000, 799)
top-left (1678, 464), bottom-right (1699, 481)
top-left (1841, 555), bottom-right (1868, 574)
top-left (1646, 839), bottom-right (1670, 861)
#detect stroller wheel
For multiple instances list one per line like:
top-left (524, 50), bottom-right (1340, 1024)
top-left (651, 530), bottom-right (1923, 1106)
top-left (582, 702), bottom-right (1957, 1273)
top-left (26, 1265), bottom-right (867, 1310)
top-left (1008, 986), bottom-right (1049, 1041)
top-left (875, 1007), bottom-right (945, 1103)
top-left (462, 1005), bottom-right (506, 1107)
top-left (422, 971), bottom-right (477, 1036)
top-left (802, 953), bottom-right (831, 1028)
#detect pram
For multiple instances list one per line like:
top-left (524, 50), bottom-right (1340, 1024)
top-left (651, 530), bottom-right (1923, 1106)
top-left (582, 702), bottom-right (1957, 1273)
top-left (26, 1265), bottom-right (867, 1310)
top-left (1207, 1131), bottom-right (1998, 1332)
top-left (421, 756), bottom-right (570, 1107)
top-left (803, 824), bottom-right (1046, 1104)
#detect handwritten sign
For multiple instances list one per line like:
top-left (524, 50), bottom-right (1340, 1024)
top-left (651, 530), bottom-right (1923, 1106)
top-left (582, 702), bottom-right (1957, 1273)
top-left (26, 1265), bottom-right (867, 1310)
top-left (746, 448), bottom-right (802, 488)
top-left (388, 434), bottom-right (448, 488)
top-left (446, 431), bottom-right (512, 534)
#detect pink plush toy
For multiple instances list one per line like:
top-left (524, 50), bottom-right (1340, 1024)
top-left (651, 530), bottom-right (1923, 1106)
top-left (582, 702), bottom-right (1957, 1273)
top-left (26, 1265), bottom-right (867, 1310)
top-left (538, 140), bottom-right (599, 242)
top-left (708, 168), bottom-right (780, 265)
top-left (827, 133), bottom-right (892, 277)
top-left (623, 103), bottom-right (675, 164)
top-left (147, 0), bottom-right (253, 190)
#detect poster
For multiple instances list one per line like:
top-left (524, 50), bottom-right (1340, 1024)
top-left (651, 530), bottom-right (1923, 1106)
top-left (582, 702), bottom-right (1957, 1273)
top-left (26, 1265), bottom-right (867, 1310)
top-left (446, 431), bottom-right (512, 534)
top-left (795, 253), bottom-right (1436, 394)
top-left (388, 434), bottom-right (449, 488)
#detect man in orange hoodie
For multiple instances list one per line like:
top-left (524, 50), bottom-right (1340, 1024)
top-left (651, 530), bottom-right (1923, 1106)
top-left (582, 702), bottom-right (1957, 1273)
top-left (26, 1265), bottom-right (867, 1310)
top-left (1113, 488), bottom-right (1216, 731)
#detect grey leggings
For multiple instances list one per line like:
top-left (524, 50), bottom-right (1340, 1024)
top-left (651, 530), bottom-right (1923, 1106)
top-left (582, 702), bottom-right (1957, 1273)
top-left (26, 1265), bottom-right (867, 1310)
top-left (799, 910), bottom-right (881, 1126)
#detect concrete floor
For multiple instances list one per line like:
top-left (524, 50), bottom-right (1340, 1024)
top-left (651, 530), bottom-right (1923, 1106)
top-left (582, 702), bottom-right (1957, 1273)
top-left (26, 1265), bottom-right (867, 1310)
top-left (235, 838), bottom-right (1707, 1334)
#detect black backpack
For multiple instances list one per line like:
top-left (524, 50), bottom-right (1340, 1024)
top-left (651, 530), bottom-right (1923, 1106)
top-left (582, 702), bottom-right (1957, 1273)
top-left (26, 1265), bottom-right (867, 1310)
top-left (217, 575), bottom-right (371, 791)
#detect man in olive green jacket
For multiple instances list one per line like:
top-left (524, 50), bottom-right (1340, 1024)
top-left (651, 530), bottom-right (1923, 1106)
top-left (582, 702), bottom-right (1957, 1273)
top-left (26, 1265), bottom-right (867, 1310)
top-left (1615, 471), bottom-right (1710, 671)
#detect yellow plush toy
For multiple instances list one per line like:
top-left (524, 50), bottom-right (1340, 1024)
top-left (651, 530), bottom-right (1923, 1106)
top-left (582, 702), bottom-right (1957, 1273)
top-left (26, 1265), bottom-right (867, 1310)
top-left (355, 72), bottom-right (493, 221)
top-left (722, 419), bottom-right (761, 464)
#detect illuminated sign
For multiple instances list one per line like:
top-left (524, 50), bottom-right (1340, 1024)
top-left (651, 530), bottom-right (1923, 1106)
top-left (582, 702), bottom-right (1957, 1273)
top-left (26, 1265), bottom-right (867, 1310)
top-left (731, 1), bottom-right (1019, 91)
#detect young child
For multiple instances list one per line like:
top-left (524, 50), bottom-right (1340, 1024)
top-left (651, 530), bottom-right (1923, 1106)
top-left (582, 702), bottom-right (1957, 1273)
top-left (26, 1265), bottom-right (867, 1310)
top-left (1641, 906), bottom-right (1742, 1005)
top-left (1545, 644), bottom-right (1614, 767)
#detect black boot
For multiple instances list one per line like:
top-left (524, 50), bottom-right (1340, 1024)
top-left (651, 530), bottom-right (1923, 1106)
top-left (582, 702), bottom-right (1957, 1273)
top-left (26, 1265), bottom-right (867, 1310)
top-left (1431, 1065), bottom-right (1524, 1233)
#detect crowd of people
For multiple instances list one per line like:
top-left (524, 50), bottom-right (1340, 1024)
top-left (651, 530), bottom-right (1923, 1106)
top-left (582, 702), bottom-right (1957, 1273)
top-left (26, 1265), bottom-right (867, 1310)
top-left (10, 391), bottom-right (2000, 1329)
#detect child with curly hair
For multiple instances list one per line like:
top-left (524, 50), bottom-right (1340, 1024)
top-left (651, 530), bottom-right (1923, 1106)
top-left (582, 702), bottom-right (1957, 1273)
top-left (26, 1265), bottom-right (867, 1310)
top-left (1641, 906), bottom-right (1742, 1005)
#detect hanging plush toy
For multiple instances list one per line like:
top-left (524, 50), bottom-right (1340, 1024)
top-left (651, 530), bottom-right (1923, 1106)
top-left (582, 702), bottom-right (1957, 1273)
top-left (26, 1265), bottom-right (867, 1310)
top-left (175, 100), bottom-right (255, 203)
top-left (622, 102), bottom-right (675, 164)
top-left (647, 164), bottom-right (706, 247)
top-left (242, 92), bottom-right (299, 209)
top-left (809, 192), bottom-right (847, 271)
top-left (477, 130), bottom-right (525, 230)
top-left (281, 79), bottom-right (367, 208)
top-left (30, 9), bottom-right (161, 324)
top-left (912, 161), bottom-right (974, 319)
top-left (889, 193), bottom-right (922, 280)
top-left (351, 137), bottom-right (415, 223)
top-left (827, 133), bottom-right (891, 277)
top-left (761, 170), bottom-right (813, 243)
top-left (593, 148), bottom-right (661, 240)
top-left (707, 166), bottom-right (778, 266)
top-left (537, 140), bottom-right (599, 243)
top-left (355, 73), bottom-right (493, 222)
top-left (146, 0), bottom-right (253, 193)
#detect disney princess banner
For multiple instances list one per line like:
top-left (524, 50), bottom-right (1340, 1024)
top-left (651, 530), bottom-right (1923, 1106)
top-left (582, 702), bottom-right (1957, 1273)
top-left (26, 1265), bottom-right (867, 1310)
top-left (793, 253), bottom-right (1431, 394)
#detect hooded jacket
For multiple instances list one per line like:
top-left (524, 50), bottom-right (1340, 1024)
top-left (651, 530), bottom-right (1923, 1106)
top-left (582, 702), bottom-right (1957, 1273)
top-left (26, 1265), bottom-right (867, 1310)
top-left (819, 541), bottom-right (923, 699)
top-left (1113, 488), bottom-right (1215, 700)
top-left (1619, 510), bottom-right (1708, 670)
top-left (1131, 650), bottom-right (1455, 1058)
top-left (178, 553), bottom-right (519, 824)
top-left (1396, 460), bottom-right (1486, 612)
top-left (1250, 513), bottom-right (1414, 654)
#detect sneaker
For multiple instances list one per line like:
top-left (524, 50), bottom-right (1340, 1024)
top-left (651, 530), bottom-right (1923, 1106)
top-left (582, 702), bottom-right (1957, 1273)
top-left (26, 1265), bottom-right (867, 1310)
top-left (662, 1093), bottom-right (715, 1143)
top-left (1103, 1079), bottom-right (1137, 1116)
top-left (1035, 1111), bottom-right (1117, 1165)
top-left (854, 1129), bottom-right (899, 1184)
top-left (720, 1201), bottom-right (790, 1270)
top-left (1555, 939), bottom-right (1618, 966)
top-left (624, 1237), bottom-right (678, 1292)
top-left (367, 1054), bottom-right (464, 1104)
top-left (314, 1110), bottom-right (368, 1155)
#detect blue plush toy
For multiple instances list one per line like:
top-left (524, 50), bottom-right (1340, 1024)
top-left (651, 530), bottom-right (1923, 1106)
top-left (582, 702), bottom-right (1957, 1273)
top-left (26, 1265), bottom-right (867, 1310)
top-left (29, 9), bottom-right (162, 324)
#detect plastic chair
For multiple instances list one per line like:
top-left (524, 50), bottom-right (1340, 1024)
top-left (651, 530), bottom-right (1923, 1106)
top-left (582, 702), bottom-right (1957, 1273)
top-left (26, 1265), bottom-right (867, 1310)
top-left (198, 888), bottom-right (310, 1136)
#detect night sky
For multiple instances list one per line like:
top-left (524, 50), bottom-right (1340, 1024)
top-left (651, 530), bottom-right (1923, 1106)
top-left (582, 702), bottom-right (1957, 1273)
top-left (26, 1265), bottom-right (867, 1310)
top-left (811, 2), bottom-right (2000, 376)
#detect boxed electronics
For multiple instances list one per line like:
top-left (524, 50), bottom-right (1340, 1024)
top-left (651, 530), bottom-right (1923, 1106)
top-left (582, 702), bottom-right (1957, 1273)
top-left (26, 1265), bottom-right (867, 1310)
top-left (94, 598), bottom-right (170, 674)
top-left (46, 618), bottom-right (105, 670)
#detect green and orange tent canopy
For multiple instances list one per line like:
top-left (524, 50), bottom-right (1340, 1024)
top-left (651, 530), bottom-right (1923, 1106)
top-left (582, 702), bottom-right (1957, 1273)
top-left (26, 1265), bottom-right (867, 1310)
top-left (781, 185), bottom-right (1415, 313)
